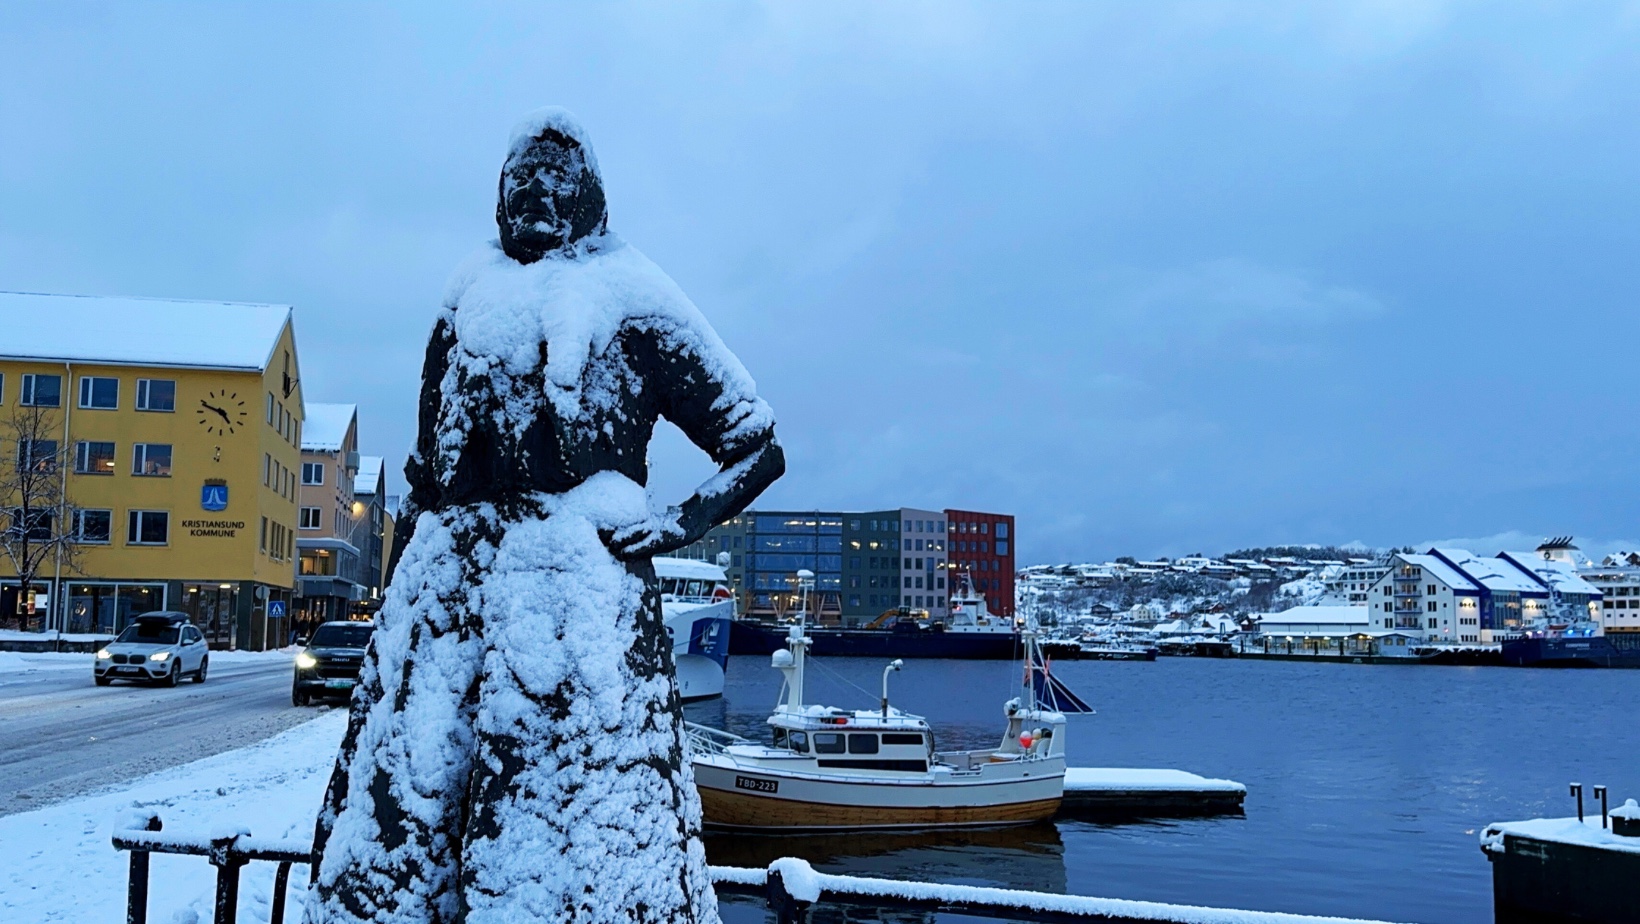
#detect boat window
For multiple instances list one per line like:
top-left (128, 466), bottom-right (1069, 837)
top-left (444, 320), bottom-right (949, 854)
top-left (772, 728), bottom-right (788, 748)
top-left (789, 731), bottom-right (808, 752)
top-left (847, 734), bottom-right (879, 754)
top-left (812, 733), bottom-right (846, 754)
top-left (882, 733), bottom-right (924, 746)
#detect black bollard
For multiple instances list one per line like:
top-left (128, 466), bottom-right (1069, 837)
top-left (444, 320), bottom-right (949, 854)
top-left (1594, 785), bottom-right (1608, 829)
top-left (1571, 782), bottom-right (1584, 822)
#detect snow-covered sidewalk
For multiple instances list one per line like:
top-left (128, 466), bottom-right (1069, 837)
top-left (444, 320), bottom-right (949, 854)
top-left (0, 710), bottom-right (346, 924)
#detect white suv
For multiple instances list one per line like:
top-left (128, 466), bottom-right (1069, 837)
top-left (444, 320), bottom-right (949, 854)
top-left (94, 612), bottom-right (209, 687)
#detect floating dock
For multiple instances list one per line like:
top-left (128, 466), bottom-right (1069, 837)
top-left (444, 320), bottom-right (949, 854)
top-left (1058, 767), bottom-right (1246, 819)
top-left (1481, 800), bottom-right (1640, 923)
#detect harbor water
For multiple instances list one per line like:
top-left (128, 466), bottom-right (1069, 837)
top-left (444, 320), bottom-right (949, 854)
top-left (685, 655), bottom-right (1640, 924)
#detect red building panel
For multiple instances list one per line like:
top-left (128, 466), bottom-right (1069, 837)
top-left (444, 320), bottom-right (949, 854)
top-left (944, 509), bottom-right (1015, 617)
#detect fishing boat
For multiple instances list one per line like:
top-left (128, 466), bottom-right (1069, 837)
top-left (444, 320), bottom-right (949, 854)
top-left (655, 556), bottom-right (735, 701)
top-left (688, 572), bottom-right (1093, 830)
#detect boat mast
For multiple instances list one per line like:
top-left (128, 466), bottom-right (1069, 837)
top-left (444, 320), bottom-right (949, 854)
top-left (784, 568), bottom-right (815, 711)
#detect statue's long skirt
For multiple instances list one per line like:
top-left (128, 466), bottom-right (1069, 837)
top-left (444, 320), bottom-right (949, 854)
top-left (304, 505), bottom-right (719, 924)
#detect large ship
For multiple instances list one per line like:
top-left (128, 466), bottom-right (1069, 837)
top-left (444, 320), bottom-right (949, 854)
top-left (654, 557), bottom-right (735, 700)
top-left (729, 574), bottom-right (1020, 660)
top-left (1501, 632), bottom-right (1640, 668)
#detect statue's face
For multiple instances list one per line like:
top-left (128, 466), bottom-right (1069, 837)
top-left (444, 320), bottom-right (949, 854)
top-left (497, 129), bottom-right (606, 262)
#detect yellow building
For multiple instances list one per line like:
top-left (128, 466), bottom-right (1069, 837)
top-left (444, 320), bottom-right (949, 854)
top-left (0, 292), bottom-right (305, 649)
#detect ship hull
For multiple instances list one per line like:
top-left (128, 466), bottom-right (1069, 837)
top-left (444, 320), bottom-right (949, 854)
top-left (666, 600), bottom-right (733, 700)
top-left (1501, 634), bottom-right (1640, 668)
top-left (729, 620), bottom-right (1018, 659)
top-left (693, 758), bottom-right (1064, 830)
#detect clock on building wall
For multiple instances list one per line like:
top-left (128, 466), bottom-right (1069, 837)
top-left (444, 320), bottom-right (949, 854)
top-left (197, 390), bottom-right (248, 436)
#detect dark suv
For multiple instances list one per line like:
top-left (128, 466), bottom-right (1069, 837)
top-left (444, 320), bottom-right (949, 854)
top-left (292, 620), bottom-right (374, 706)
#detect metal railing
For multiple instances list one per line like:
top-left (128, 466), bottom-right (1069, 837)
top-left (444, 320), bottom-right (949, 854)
top-left (685, 720), bottom-right (749, 756)
top-left (114, 823), bottom-right (1398, 924)
top-left (113, 815), bottom-right (311, 924)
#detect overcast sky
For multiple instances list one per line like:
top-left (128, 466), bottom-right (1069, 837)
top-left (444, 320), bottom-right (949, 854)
top-left (3, 3), bottom-right (1638, 564)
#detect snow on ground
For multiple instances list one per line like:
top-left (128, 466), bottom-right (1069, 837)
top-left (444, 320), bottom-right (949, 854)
top-left (0, 710), bottom-right (345, 924)
top-left (0, 652), bottom-right (88, 673)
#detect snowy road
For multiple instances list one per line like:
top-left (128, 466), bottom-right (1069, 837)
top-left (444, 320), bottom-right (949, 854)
top-left (0, 651), bottom-right (326, 817)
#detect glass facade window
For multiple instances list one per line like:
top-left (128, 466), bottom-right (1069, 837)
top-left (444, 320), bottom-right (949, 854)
top-left (65, 582), bottom-right (165, 634)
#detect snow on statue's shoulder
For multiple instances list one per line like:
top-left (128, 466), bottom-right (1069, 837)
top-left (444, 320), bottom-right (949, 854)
top-left (442, 236), bottom-right (761, 424)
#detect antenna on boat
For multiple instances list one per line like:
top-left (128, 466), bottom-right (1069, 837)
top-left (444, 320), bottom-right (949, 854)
top-left (881, 658), bottom-right (903, 717)
top-left (778, 568), bottom-right (815, 712)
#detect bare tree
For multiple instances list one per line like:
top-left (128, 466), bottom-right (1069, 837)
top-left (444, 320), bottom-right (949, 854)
top-left (0, 402), bottom-right (85, 632)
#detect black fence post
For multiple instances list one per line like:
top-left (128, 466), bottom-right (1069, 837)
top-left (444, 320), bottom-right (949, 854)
top-left (208, 833), bottom-right (247, 924)
top-left (1595, 785), bottom-right (1609, 829)
top-left (126, 814), bottom-right (162, 924)
top-left (766, 869), bottom-right (810, 924)
top-left (1571, 782), bottom-right (1584, 822)
top-left (270, 861), bottom-right (294, 924)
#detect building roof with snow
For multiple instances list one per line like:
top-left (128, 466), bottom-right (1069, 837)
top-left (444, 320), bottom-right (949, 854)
top-left (1397, 554), bottom-right (1483, 593)
top-left (354, 455), bottom-right (384, 496)
top-left (302, 403), bottom-right (357, 452)
top-left (1256, 605), bottom-right (1372, 635)
top-left (1497, 551), bottom-right (1602, 599)
top-left (0, 291), bottom-right (293, 372)
top-left (1430, 548), bottom-right (1548, 595)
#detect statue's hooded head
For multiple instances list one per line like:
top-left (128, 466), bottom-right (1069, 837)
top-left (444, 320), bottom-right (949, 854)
top-left (497, 108), bottom-right (608, 263)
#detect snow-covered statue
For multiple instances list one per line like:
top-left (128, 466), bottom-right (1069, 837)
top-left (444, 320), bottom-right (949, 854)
top-left (305, 108), bottom-right (784, 924)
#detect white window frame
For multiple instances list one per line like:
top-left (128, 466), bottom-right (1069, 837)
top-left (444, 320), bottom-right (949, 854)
top-left (18, 439), bottom-right (58, 472)
top-left (299, 506), bottom-right (322, 530)
top-left (74, 440), bottom-right (116, 475)
top-left (135, 378), bottom-right (176, 412)
top-left (20, 373), bottom-right (62, 407)
top-left (127, 509), bottom-right (170, 546)
top-left (132, 443), bottom-right (173, 477)
top-left (74, 508), bottom-right (113, 544)
top-left (78, 376), bottom-right (119, 410)
top-left (302, 462), bottom-right (324, 486)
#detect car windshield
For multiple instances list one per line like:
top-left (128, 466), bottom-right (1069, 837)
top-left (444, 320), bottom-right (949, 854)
top-left (310, 624), bottom-right (374, 649)
top-left (117, 623), bottom-right (179, 645)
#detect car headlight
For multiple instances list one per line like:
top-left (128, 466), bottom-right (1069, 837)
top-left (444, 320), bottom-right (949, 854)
top-left (295, 652), bottom-right (318, 669)
top-left (96, 649), bottom-right (112, 660)
top-left (149, 651), bottom-right (170, 662)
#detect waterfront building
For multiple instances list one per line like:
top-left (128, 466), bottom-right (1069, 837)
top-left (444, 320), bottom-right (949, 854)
top-left (1254, 605), bottom-right (1383, 653)
top-left (899, 507), bottom-right (948, 621)
top-left (1324, 562), bottom-right (1390, 605)
top-left (1496, 550), bottom-right (1602, 629)
top-left (947, 508), bottom-right (1015, 617)
top-left (1428, 548), bottom-right (1550, 642)
top-left (683, 504), bottom-right (1015, 622)
top-left (1364, 553), bottom-right (1482, 643)
top-left (295, 403), bottom-right (364, 625)
top-left (841, 510), bottom-right (901, 623)
top-left (0, 292), bottom-right (305, 649)
top-left (1577, 555), bottom-right (1640, 634)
